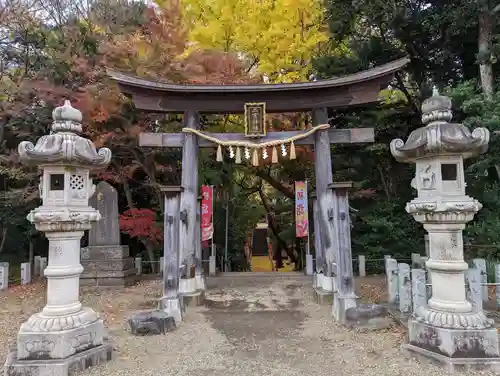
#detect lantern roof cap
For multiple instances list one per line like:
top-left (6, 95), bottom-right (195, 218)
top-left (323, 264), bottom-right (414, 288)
top-left (390, 90), bottom-right (489, 162)
top-left (18, 100), bottom-right (111, 168)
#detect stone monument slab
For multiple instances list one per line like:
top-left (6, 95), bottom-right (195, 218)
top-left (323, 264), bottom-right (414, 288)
top-left (88, 181), bottom-right (120, 246)
top-left (80, 181), bottom-right (136, 288)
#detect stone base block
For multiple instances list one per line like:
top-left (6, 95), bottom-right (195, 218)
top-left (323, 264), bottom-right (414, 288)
top-left (312, 273), bottom-right (333, 305)
top-left (406, 318), bottom-right (500, 370)
top-left (179, 277), bottom-right (205, 307)
top-left (81, 245), bottom-right (130, 260)
top-left (195, 274), bottom-right (206, 291)
top-left (181, 290), bottom-right (205, 307)
top-left (403, 344), bottom-right (500, 373)
top-left (332, 293), bottom-right (357, 324)
top-left (128, 310), bottom-right (176, 335)
top-left (158, 297), bottom-right (184, 325)
top-left (80, 245), bottom-right (136, 288)
top-left (209, 256), bottom-right (216, 276)
top-left (313, 273), bottom-right (334, 290)
top-left (17, 316), bottom-right (105, 360)
top-left (313, 288), bottom-right (333, 305)
top-left (345, 304), bottom-right (392, 330)
top-left (79, 271), bottom-right (136, 288)
top-left (179, 277), bottom-right (197, 293)
top-left (4, 340), bottom-right (113, 376)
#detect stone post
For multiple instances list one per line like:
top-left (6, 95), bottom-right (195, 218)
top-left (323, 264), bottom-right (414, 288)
top-left (34, 256), bottom-right (41, 277)
top-left (195, 196), bottom-right (206, 291)
top-left (312, 188), bottom-right (337, 304)
top-left (159, 186), bottom-right (184, 325)
top-left (0, 262), bottom-right (8, 290)
top-left (310, 191), bottom-right (323, 277)
top-left (330, 182), bottom-right (357, 322)
top-left (5, 101), bottom-right (113, 376)
top-left (386, 258), bottom-right (399, 304)
top-left (358, 255), bottom-right (366, 277)
top-left (209, 244), bottom-right (217, 276)
top-left (311, 107), bottom-right (337, 304)
top-left (391, 89), bottom-right (499, 369)
top-left (178, 110), bottom-right (203, 306)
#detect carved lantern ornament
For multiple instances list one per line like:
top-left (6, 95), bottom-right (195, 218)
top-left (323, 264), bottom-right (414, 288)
top-left (18, 100), bottom-right (112, 231)
top-left (390, 88), bottom-right (489, 220)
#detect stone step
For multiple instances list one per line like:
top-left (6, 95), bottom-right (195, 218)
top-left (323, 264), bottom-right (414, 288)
top-left (80, 274), bottom-right (137, 288)
top-left (81, 245), bottom-right (130, 260)
top-left (80, 267), bottom-right (137, 279)
top-left (211, 272), bottom-right (311, 279)
top-left (81, 258), bottom-right (135, 272)
top-left (206, 272), bottom-right (312, 289)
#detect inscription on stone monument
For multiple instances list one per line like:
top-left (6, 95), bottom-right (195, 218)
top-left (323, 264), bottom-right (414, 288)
top-left (89, 181), bottom-right (120, 246)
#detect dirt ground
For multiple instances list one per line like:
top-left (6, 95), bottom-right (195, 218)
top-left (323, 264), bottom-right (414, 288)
top-left (0, 274), bottom-right (492, 376)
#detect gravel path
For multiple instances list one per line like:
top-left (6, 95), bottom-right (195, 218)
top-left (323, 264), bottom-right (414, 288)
top-left (0, 274), bottom-right (494, 375)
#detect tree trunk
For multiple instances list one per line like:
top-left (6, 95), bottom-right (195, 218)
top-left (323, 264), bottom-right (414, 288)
top-left (294, 237), bottom-right (302, 271)
top-left (0, 227), bottom-right (7, 254)
top-left (478, 0), bottom-right (494, 99)
top-left (255, 169), bottom-right (294, 198)
top-left (28, 237), bottom-right (34, 272)
top-left (123, 179), bottom-right (135, 209)
top-left (258, 189), bottom-right (298, 265)
top-left (144, 240), bottom-right (157, 273)
top-left (377, 163), bottom-right (391, 200)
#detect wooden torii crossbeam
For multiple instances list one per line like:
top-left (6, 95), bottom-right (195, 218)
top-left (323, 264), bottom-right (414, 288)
top-left (138, 127), bottom-right (375, 148)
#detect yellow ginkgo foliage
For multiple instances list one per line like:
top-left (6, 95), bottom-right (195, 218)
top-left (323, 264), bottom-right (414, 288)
top-left (156, 0), bottom-right (329, 82)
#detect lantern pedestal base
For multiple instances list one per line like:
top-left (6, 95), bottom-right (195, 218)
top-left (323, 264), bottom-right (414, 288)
top-left (16, 315), bottom-right (105, 360)
top-left (4, 340), bottom-right (112, 376)
top-left (405, 318), bottom-right (500, 371)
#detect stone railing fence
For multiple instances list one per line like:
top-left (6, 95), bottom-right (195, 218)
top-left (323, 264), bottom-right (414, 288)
top-left (133, 257), bottom-right (213, 277)
top-left (385, 256), bottom-right (498, 315)
top-left (0, 255), bottom-right (216, 291)
top-left (0, 256), bottom-right (48, 290)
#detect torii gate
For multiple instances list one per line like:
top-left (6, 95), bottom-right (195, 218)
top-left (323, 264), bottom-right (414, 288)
top-left (108, 58), bottom-right (409, 311)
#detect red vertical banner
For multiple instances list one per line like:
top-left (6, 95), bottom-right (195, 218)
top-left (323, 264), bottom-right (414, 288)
top-left (295, 181), bottom-right (309, 238)
top-left (201, 185), bottom-right (213, 243)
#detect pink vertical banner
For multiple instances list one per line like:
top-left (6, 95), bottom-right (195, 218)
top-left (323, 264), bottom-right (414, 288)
top-left (201, 185), bottom-right (213, 246)
top-left (295, 181), bottom-right (309, 238)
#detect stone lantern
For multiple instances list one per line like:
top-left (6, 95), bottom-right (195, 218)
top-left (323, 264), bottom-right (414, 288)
top-left (390, 89), bottom-right (500, 368)
top-left (5, 101), bottom-right (112, 376)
